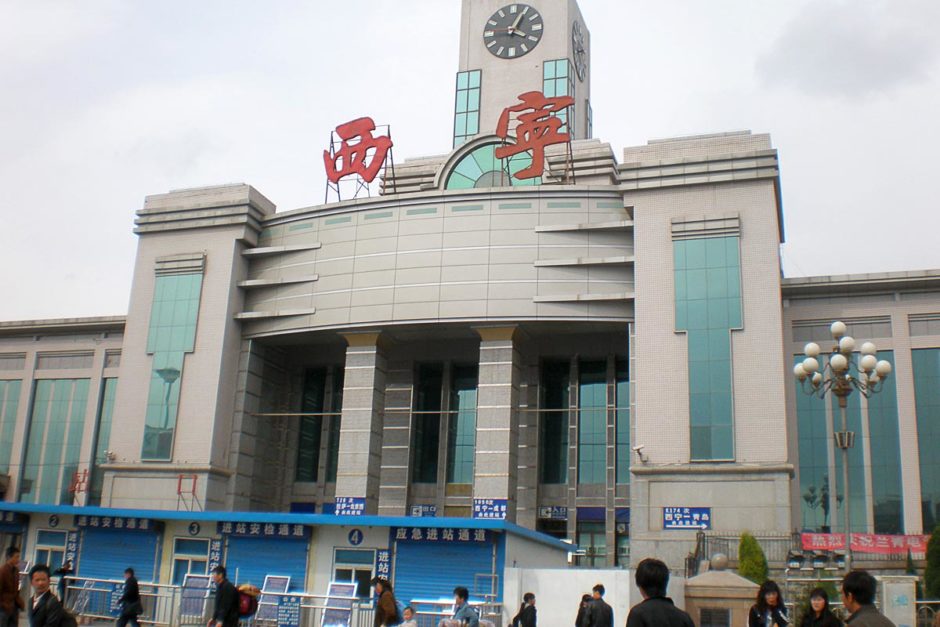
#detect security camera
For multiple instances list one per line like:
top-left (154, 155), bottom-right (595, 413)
top-left (632, 445), bottom-right (644, 453)
top-left (632, 445), bottom-right (649, 463)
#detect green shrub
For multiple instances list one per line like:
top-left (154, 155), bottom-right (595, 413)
top-left (927, 526), bottom-right (940, 599)
top-left (739, 531), bottom-right (769, 584)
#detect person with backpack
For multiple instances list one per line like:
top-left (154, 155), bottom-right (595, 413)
top-left (452, 587), bottom-right (480, 627)
top-left (371, 577), bottom-right (401, 627)
top-left (511, 592), bottom-right (536, 627)
top-left (208, 566), bottom-right (239, 627)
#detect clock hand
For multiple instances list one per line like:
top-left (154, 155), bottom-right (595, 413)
top-left (511, 12), bottom-right (524, 31)
top-left (513, 29), bottom-right (528, 38)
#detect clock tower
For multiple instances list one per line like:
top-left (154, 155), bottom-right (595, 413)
top-left (454, 0), bottom-right (592, 147)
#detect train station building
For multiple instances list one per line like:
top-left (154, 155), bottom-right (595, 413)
top-left (2, 0), bottom-right (939, 613)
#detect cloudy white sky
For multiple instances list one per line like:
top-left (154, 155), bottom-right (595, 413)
top-left (1, 0), bottom-right (939, 321)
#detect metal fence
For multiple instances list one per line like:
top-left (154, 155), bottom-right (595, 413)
top-left (58, 578), bottom-right (501, 627)
top-left (917, 601), bottom-right (940, 627)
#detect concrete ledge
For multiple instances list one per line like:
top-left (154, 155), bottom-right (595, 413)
top-left (535, 219), bottom-right (633, 233)
top-left (631, 463), bottom-right (795, 477)
top-left (534, 256), bottom-right (634, 267)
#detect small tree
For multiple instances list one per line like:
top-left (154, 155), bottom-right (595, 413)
top-left (926, 525), bottom-right (940, 599)
top-left (739, 531), bottom-right (769, 584)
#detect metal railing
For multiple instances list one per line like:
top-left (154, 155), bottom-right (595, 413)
top-left (917, 600), bottom-right (940, 627)
top-left (701, 532), bottom-right (798, 564)
top-left (58, 578), bottom-right (502, 627)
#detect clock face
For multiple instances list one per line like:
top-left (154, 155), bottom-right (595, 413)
top-left (482, 4), bottom-right (544, 59)
top-left (571, 20), bottom-right (587, 81)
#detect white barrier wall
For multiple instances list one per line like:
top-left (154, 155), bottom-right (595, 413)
top-left (504, 567), bottom-right (688, 625)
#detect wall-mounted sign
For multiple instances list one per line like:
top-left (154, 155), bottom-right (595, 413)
top-left (409, 504), bottom-right (438, 518)
top-left (335, 496), bottom-right (367, 516)
top-left (375, 550), bottom-right (391, 579)
top-left (65, 531), bottom-right (78, 564)
top-left (663, 507), bottom-right (711, 530)
top-left (216, 521), bottom-right (309, 539)
top-left (188, 522), bottom-right (201, 536)
top-left (76, 516), bottom-right (154, 531)
top-left (392, 527), bottom-right (489, 544)
top-left (537, 506), bottom-right (568, 520)
top-left (48, 515), bottom-right (59, 528)
top-left (347, 529), bottom-right (364, 546)
top-left (208, 539), bottom-right (222, 572)
top-left (472, 498), bottom-right (508, 519)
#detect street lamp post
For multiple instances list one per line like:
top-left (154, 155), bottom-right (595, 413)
top-left (793, 320), bottom-right (892, 573)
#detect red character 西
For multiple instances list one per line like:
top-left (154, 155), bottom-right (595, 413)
top-left (323, 117), bottom-right (393, 184)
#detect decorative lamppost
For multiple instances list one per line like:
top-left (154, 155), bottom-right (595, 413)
top-left (793, 321), bottom-right (892, 573)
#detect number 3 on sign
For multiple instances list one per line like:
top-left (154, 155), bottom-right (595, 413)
top-left (348, 529), bottom-right (363, 546)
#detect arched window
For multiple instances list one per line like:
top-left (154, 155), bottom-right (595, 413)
top-left (444, 142), bottom-right (541, 189)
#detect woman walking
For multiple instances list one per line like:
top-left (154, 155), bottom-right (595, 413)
top-left (511, 592), bottom-right (536, 627)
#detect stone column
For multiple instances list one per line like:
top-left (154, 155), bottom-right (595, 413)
top-left (335, 332), bottom-right (387, 514)
top-left (473, 326), bottom-right (521, 522)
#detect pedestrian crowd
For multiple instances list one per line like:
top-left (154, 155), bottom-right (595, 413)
top-left (0, 543), bottom-right (905, 627)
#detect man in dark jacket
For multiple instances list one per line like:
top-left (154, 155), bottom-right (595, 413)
top-left (626, 558), bottom-right (694, 627)
top-left (28, 564), bottom-right (63, 627)
top-left (586, 584), bottom-right (614, 627)
top-left (842, 570), bottom-right (895, 626)
top-left (117, 568), bottom-right (142, 627)
top-left (0, 547), bottom-right (24, 627)
top-left (209, 566), bottom-right (240, 627)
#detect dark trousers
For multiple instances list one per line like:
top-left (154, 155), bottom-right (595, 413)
top-left (117, 610), bottom-right (141, 627)
top-left (0, 610), bottom-right (18, 627)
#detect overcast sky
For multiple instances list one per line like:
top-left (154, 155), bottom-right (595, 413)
top-left (1, 0), bottom-right (939, 321)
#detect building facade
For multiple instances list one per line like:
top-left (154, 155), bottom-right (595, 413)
top-left (2, 0), bottom-right (939, 597)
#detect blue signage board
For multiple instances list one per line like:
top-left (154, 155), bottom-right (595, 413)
top-left (216, 521), bottom-right (310, 539)
top-left (375, 550), bottom-right (391, 579)
top-left (347, 529), bottom-right (364, 546)
top-left (109, 584), bottom-right (124, 616)
top-left (472, 498), bottom-right (508, 519)
top-left (208, 539), bottom-right (222, 572)
top-left (663, 507), bottom-right (711, 530)
top-left (409, 504), bottom-right (438, 517)
top-left (323, 582), bottom-right (356, 627)
top-left (76, 516), bottom-right (155, 531)
top-left (335, 496), bottom-right (366, 516)
top-left (537, 506), bottom-right (568, 520)
top-left (65, 531), bottom-right (79, 564)
top-left (277, 595), bottom-right (302, 627)
top-left (392, 527), bottom-right (489, 543)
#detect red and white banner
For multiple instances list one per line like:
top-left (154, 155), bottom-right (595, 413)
top-left (801, 532), bottom-right (930, 555)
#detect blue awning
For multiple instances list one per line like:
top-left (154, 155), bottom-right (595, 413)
top-left (0, 501), bottom-right (573, 552)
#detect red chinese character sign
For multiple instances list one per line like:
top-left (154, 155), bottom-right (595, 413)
top-left (495, 91), bottom-right (575, 180)
top-left (323, 116), bottom-right (394, 201)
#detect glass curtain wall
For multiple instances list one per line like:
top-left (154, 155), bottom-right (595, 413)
top-left (540, 360), bottom-right (569, 484)
top-left (446, 365), bottom-right (478, 485)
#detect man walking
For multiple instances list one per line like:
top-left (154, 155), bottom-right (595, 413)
top-left (28, 565), bottom-right (63, 627)
top-left (208, 566), bottom-right (239, 627)
top-left (117, 568), bottom-right (142, 627)
top-left (586, 584), bottom-right (613, 627)
top-left (841, 570), bottom-right (895, 626)
top-left (452, 587), bottom-right (480, 627)
top-left (0, 547), bottom-right (24, 627)
top-left (626, 559), bottom-right (694, 627)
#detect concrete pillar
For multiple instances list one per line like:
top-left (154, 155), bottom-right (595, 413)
top-left (473, 326), bottom-right (521, 522)
top-left (378, 362), bottom-right (414, 517)
top-left (890, 312), bottom-right (923, 534)
top-left (335, 332), bottom-right (387, 514)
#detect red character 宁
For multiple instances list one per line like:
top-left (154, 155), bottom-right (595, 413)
top-left (495, 91), bottom-right (575, 179)
top-left (323, 117), bottom-right (393, 184)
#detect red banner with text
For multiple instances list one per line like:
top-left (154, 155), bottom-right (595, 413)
top-left (801, 533), bottom-right (930, 555)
